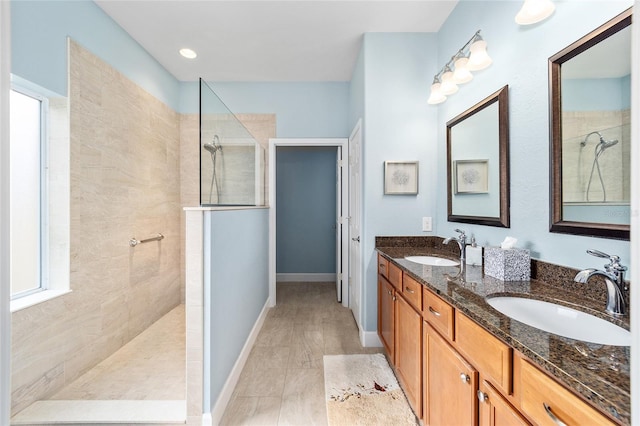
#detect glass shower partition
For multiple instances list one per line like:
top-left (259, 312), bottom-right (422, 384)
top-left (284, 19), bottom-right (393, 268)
top-left (199, 79), bottom-right (266, 206)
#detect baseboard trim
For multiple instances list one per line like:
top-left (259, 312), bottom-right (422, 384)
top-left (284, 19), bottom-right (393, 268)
top-left (360, 330), bottom-right (382, 348)
top-left (210, 300), bottom-right (270, 424)
top-left (276, 273), bottom-right (336, 282)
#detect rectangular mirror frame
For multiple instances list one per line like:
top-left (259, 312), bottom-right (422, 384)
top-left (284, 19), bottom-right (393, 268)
top-left (447, 85), bottom-right (510, 228)
top-left (549, 8), bottom-right (631, 240)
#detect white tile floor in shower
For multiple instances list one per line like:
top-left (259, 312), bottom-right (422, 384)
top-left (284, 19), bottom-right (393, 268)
top-left (11, 304), bottom-right (186, 425)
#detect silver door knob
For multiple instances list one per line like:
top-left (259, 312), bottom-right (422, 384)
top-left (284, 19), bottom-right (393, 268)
top-left (460, 373), bottom-right (470, 383)
top-left (477, 390), bottom-right (488, 403)
top-left (352, 236), bottom-right (360, 242)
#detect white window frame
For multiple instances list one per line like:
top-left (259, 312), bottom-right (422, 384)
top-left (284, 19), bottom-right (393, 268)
top-left (9, 80), bottom-right (70, 312)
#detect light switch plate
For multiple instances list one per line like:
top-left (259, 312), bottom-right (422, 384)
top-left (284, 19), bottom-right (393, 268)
top-left (422, 217), bottom-right (432, 232)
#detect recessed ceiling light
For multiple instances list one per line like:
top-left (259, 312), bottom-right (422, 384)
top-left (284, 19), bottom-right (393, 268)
top-left (179, 48), bottom-right (197, 59)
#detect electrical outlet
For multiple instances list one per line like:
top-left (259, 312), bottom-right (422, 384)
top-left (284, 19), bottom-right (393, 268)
top-left (422, 217), bottom-right (432, 232)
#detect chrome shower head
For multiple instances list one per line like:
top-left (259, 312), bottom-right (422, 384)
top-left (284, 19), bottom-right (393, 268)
top-left (203, 143), bottom-right (218, 154)
top-left (203, 135), bottom-right (222, 154)
top-left (599, 137), bottom-right (618, 150)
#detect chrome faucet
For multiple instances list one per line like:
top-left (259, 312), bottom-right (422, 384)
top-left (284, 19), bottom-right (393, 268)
top-left (574, 249), bottom-right (628, 317)
top-left (443, 229), bottom-right (467, 265)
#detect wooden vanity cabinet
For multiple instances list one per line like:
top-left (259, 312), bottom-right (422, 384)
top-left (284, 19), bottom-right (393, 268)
top-left (518, 358), bottom-right (617, 426)
top-left (478, 380), bottom-right (530, 426)
top-left (395, 294), bottom-right (422, 416)
top-left (424, 322), bottom-right (478, 425)
top-left (377, 276), bottom-right (395, 362)
top-left (377, 255), bottom-right (621, 426)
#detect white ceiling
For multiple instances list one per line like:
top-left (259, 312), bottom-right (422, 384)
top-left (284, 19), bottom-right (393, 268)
top-left (95, 0), bottom-right (458, 82)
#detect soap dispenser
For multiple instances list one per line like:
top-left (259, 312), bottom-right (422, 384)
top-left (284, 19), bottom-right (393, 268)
top-left (466, 236), bottom-right (483, 266)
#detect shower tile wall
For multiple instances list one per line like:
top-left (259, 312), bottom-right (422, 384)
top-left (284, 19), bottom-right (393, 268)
top-left (562, 110), bottom-right (630, 202)
top-left (10, 40), bottom-right (181, 414)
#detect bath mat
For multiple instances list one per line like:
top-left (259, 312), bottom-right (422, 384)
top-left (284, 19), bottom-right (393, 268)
top-left (323, 353), bottom-right (418, 426)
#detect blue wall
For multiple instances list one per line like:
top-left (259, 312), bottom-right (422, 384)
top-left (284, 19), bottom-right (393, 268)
top-left (180, 81), bottom-right (350, 137)
top-left (563, 76), bottom-right (631, 111)
top-left (206, 208), bottom-right (269, 411)
top-left (434, 1), bottom-right (632, 274)
top-left (360, 32), bottom-right (439, 331)
top-left (276, 147), bottom-right (337, 274)
top-left (10, 0), bottom-right (180, 109)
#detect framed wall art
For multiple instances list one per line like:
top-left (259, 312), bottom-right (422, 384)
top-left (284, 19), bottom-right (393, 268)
top-left (384, 161), bottom-right (418, 195)
top-left (454, 159), bottom-right (489, 194)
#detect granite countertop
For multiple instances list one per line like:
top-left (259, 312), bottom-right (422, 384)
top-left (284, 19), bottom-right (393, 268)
top-left (376, 239), bottom-right (630, 425)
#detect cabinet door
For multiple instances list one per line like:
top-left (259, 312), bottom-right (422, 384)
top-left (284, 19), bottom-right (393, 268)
top-left (478, 380), bottom-right (530, 426)
top-left (424, 322), bottom-right (478, 426)
top-left (395, 294), bottom-right (422, 416)
top-left (377, 276), bottom-right (395, 361)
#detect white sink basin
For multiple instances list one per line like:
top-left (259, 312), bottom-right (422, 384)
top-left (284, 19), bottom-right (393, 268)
top-left (486, 296), bottom-right (631, 346)
top-left (404, 256), bottom-right (459, 267)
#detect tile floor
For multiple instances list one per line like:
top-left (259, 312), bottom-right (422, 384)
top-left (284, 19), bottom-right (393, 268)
top-left (220, 282), bottom-right (383, 426)
top-left (11, 304), bottom-right (186, 425)
top-left (50, 304), bottom-right (186, 401)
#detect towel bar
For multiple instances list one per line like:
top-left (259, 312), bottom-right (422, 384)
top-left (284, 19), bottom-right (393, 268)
top-left (129, 233), bottom-right (164, 247)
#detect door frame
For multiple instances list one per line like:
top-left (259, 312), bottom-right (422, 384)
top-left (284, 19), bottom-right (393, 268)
top-left (1, 2), bottom-right (11, 423)
top-left (268, 138), bottom-right (349, 307)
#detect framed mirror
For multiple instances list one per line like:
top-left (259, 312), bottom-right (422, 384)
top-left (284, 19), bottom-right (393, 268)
top-left (447, 85), bottom-right (510, 227)
top-left (549, 8), bottom-right (631, 240)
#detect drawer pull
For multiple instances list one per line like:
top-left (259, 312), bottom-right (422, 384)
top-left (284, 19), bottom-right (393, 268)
top-left (406, 288), bottom-right (415, 294)
top-left (387, 290), bottom-right (392, 296)
top-left (543, 403), bottom-right (568, 426)
top-left (379, 263), bottom-right (386, 268)
top-left (428, 306), bottom-right (441, 317)
top-left (477, 390), bottom-right (488, 403)
top-left (460, 373), bottom-right (470, 383)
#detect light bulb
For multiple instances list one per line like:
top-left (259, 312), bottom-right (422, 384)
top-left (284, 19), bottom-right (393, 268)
top-left (440, 67), bottom-right (459, 95)
top-left (453, 56), bottom-right (473, 84)
top-left (515, 0), bottom-right (555, 25)
top-left (467, 38), bottom-right (492, 71)
top-left (427, 82), bottom-right (446, 105)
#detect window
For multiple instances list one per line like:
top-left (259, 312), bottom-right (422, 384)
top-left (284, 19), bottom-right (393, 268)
top-left (9, 87), bottom-right (48, 299)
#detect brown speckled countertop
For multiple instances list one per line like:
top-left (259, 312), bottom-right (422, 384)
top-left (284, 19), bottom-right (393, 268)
top-left (376, 236), bottom-right (630, 425)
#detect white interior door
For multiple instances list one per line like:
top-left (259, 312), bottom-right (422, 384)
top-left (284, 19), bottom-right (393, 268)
top-left (348, 121), bottom-right (362, 325)
top-left (336, 146), bottom-right (349, 306)
top-left (335, 147), bottom-right (342, 303)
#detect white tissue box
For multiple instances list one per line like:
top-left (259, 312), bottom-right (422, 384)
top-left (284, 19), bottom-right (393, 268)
top-left (484, 247), bottom-right (530, 281)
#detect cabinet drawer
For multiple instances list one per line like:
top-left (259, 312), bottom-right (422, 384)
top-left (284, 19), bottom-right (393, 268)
top-left (423, 288), bottom-right (454, 341)
top-left (402, 273), bottom-right (423, 311)
top-left (387, 262), bottom-right (402, 290)
top-left (455, 312), bottom-right (512, 395)
top-left (378, 254), bottom-right (389, 278)
top-left (520, 360), bottom-right (616, 426)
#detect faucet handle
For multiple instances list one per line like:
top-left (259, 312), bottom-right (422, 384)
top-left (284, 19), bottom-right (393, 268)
top-left (454, 228), bottom-right (466, 237)
top-left (587, 249), bottom-right (612, 259)
top-left (587, 249), bottom-right (627, 271)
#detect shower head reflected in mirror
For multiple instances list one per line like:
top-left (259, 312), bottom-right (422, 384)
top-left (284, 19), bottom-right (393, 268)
top-left (580, 131), bottom-right (618, 150)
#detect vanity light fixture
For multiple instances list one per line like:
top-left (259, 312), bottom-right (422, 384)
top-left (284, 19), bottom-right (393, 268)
top-left (179, 48), bottom-right (198, 59)
top-left (515, 0), bottom-right (555, 25)
top-left (428, 30), bottom-right (492, 105)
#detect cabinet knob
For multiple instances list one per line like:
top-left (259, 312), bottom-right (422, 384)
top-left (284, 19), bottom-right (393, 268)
top-left (387, 290), bottom-right (392, 296)
top-left (543, 403), bottom-right (568, 426)
top-left (460, 373), bottom-right (470, 383)
top-left (477, 390), bottom-right (488, 403)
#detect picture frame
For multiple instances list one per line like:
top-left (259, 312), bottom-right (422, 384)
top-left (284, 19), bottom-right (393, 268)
top-left (454, 160), bottom-right (489, 194)
top-left (384, 161), bottom-right (418, 195)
